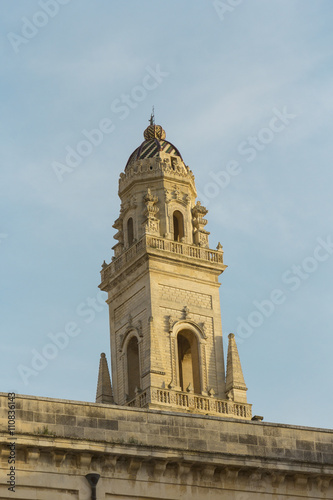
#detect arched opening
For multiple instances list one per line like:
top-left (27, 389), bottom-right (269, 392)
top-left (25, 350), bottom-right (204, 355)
top-left (173, 210), bottom-right (184, 242)
top-left (177, 330), bottom-right (201, 394)
top-left (127, 336), bottom-right (140, 400)
top-left (127, 217), bottom-right (134, 246)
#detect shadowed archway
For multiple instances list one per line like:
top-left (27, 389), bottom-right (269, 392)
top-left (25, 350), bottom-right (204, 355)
top-left (127, 336), bottom-right (140, 400)
top-left (177, 329), bottom-right (200, 394)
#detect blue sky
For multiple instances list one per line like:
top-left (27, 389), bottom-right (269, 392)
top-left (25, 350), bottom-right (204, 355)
top-left (1, 0), bottom-right (333, 428)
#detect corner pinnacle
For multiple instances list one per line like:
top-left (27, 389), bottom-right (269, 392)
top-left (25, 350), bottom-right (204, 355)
top-left (225, 333), bottom-right (248, 403)
top-left (96, 353), bottom-right (113, 404)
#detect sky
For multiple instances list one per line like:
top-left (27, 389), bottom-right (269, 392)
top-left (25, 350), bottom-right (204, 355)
top-left (1, 0), bottom-right (333, 429)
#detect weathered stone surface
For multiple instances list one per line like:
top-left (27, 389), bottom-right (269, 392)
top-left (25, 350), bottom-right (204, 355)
top-left (0, 393), bottom-right (332, 499)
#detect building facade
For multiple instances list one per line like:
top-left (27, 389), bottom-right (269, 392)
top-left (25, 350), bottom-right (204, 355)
top-left (0, 118), bottom-right (332, 499)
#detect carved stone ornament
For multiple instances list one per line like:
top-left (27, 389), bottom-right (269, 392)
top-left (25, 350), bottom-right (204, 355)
top-left (130, 195), bottom-right (137, 209)
top-left (168, 184), bottom-right (189, 205)
top-left (200, 322), bottom-right (208, 339)
top-left (164, 188), bottom-right (172, 204)
top-left (192, 200), bottom-right (208, 218)
top-left (168, 315), bottom-right (175, 333)
top-left (173, 185), bottom-right (182, 201)
top-left (183, 306), bottom-right (190, 319)
top-left (143, 187), bottom-right (158, 205)
top-left (192, 201), bottom-right (210, 247)
top-left (120, 201), bottom-right (127, 215)
top-left (112, 217), bottom-right (124, 244)
top-left (119, 316), bottom-right (143, 352)
top-left (142, 188), bottom-right (160, 235)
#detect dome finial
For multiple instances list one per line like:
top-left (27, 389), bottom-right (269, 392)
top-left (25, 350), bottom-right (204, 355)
top-left (143, 109), bottom-right (166, 141)
top-left (149, 106), bottom-right (155, 126)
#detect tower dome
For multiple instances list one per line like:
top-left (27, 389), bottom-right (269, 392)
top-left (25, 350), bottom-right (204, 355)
top-left (125, 118), bottom-right (183, 170)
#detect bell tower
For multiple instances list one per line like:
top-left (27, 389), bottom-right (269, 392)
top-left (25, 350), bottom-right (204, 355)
top-left (99, 116), bottom-right (252, 419)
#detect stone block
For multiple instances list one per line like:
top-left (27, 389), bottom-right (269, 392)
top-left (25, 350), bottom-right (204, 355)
top-left (16, 409), bottom-right (34, 421)
top-left (62, 426), bottom-right (85, 439)
top-left (55, 414), bottom-right (76, 426)
top-left (76, 416), bottom-right (98, 428)
top-left (125, 411), bottom-right (147, 423)
top-left (34, 412), bottom-right (56, 424)
top-left (316, 442), bottom-right (332, 452)
top-left (83, 428), bottom-right (106, 442)
top-left (239, 434), bottom-right (258, 445)
top-left (119, 420), bottom-right (141, 433)
top-left (296, 439), bottom-right (315, 451)
top-left (97, 419), bottom-right (118, 430)
top-left (222, 433), bottom-right (238, 443)
top-left (160, 425), bottom-right (180, 437)
top-left (188, 439), bottom-right (208, 451)
top-left (263, 426), bottom-right (282, 437)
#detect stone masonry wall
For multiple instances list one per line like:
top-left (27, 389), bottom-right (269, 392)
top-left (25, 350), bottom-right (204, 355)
top-left (1, 394), bottom-right (332, 465)
top-left (160, 284), bottom-right (212, 309)
top-left (1, 394), bottom-right (333, 499)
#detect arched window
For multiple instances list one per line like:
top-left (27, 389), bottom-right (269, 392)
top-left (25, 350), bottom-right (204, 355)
top-left (173, 210), bottom-right (184, 242)
top-left (177, 330), bottom-right (200, 394)
top-left (127, 336), bottom-right (140, 400)
top-left (127, 217), bottom-right (134, 246)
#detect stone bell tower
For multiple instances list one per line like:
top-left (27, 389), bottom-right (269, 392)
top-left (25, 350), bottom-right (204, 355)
top-left (99, 115), bottom-right (251, 419)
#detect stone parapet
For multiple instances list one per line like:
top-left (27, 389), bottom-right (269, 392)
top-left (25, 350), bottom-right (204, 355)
top-left (1, 393), bottom-right (332, 464)
top-left (100, 234), bottom-right (226, 288)
top-left (127, 386), bottom-right (252, 419)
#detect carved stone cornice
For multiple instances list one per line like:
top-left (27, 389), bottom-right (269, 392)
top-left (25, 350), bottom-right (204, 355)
top-left (118, 157), bottom-right (196, 198)
top-left (1, 438), bottom-right (332, 495)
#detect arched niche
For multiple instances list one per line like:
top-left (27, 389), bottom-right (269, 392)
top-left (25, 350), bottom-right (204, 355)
top-left (127, 217), bottom-right (134, 246)
top-left (120, 326), bottom-right (142, 403)
top-left (170, 321), bottom-right (207, 394)
top-left (173, 210), bottom-right (184, 242)
top-left (126, 336), bottom-right (140, 400)
top-left (177, 329), bottom-right (201, 393)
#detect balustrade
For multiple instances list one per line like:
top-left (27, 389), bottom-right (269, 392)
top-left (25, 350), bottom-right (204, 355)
top-left (101, 235), bottom-right (224, 285)
top-left (127, 387), bottom-right (251, 419)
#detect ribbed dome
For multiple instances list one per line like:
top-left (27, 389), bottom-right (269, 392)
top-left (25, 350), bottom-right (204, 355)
top-left (125, 123), bottom-right (182, 170)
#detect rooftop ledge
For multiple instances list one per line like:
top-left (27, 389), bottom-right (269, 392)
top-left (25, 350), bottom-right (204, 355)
top-left (0, 393), bottom-right (332, 432)
top-left (100, 234), bottom-right (227, 287)
top-left (127, 386), bottom-right (252, 420)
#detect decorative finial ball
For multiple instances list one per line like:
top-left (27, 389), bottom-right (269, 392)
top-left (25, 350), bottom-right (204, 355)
top-left (144, 124), bottom-right (166, 141)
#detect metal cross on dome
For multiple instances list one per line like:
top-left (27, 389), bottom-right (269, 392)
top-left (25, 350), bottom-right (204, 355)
top-left (149, 106), bottom-right (155, 126)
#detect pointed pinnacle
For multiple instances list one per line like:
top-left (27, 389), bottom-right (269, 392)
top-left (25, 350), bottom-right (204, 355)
top-left (96, 353), bottom-right (113, 404)
top-left (226, 333), bottom-right (247, 392)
